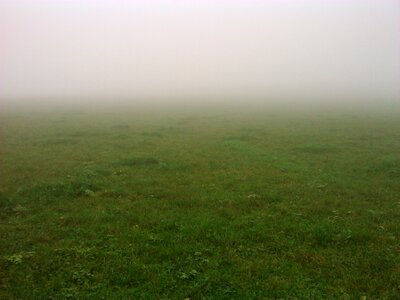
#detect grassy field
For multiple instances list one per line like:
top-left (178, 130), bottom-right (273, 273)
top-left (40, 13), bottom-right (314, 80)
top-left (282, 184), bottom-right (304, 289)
top-left (1, 104), bottom-right (400, 299)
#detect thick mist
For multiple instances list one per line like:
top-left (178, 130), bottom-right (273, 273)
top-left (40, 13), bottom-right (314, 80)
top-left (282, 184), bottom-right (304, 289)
top-left (1, 0), bottom-right (399, 106)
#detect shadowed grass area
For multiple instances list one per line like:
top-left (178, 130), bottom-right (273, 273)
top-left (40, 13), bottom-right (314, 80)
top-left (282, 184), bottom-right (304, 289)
top-left (0, 106), bottom-right (399, 299)
top-left (116, 156), bottom-right (160, 167)
top-left (41, 138), bottom-right (80, 146)
top-left (293, 143), bottom-right (336, 154)
top-left (366, 158), bottom-right (400, 177)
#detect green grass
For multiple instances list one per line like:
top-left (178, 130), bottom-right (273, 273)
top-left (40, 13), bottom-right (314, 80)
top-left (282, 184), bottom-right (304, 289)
top-left (1, 105), bottom-right (399, 299)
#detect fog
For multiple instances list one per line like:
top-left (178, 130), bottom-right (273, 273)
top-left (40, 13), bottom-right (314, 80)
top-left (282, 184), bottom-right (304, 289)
top-left (1, 0), bottom-right (399, 107)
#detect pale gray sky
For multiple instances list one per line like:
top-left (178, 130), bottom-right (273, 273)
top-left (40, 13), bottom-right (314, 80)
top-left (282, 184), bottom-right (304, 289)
top-left (1, 0), bottom-right (399, 104)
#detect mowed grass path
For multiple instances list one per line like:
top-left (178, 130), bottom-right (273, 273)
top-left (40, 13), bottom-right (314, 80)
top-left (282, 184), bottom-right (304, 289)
top-left (1, 106), bottom-right (399, 299)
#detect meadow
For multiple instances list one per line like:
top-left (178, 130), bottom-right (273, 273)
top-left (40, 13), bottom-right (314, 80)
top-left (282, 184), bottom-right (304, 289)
top-left (1, 104), bottom-right (399, 299)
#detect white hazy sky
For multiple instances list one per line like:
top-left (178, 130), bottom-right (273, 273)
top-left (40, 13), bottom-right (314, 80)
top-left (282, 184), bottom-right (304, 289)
top-left (1, 0), bottom-right (399, 103)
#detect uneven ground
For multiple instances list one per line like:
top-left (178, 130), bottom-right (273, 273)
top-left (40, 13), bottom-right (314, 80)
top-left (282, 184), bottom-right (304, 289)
top-left (1, 105), bottom-right (400, 299)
